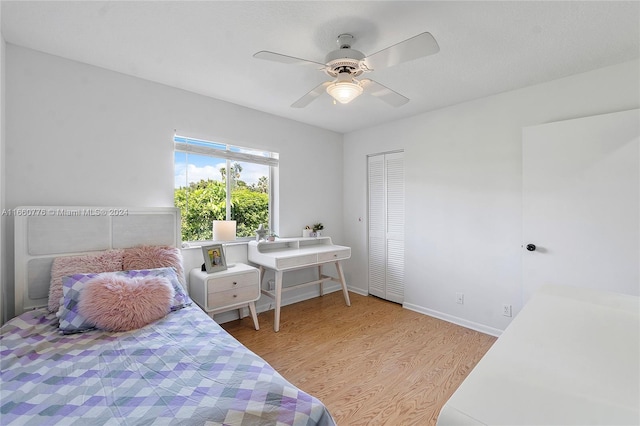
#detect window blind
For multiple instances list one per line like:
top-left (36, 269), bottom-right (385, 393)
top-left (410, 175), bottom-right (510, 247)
top-left (174, 137), bottom-right (279, 167)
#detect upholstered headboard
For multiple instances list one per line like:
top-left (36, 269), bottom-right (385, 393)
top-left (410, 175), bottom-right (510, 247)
top-left (14, 206), bottom-right (181, 315)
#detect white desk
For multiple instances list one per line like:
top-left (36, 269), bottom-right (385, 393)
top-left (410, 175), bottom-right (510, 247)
top-left (248, 237), bottom-right (351, 331)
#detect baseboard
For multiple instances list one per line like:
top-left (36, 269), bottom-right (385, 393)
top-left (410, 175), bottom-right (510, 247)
top-left (346, 286), bottom-right (368, 297)
top-left (403, 302), bottom-right (503, 337)
top-left (213, 286), bottom-right (503, 337)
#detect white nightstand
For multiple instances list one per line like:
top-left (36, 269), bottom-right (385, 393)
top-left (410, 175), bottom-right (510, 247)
top-left (189, 263), bottom-right (260, 330)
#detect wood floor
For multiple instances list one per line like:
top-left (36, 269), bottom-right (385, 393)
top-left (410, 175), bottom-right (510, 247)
top-left (222, 291), bottom-right (496, 426)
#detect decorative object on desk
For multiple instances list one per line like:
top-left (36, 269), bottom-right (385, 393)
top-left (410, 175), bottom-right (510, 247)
top-left (302, 226), bottom-right (312, 238)
top-left (267, 233), bottom-right (278, 242)
top-left (202, 244), bottom-right (227, 273)
top-left (312, 223), bottom-right (324, 237)
top-left (255, 224), bottom-right (268, 242)
top-left (213, 220), bottom-right (237, 268)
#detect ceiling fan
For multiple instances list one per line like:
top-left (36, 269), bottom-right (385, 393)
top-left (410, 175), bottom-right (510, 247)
top-left (253, 32), bottom-right (439, 108)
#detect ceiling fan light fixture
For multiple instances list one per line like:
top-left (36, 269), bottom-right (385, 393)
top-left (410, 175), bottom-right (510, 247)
top-left (326, 79), bottom-right (363, 104)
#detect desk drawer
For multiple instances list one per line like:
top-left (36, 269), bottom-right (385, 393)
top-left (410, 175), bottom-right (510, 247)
top-left (318, 248), bottom-right (351, 263)
top-left (207, 285), bottom-right (259, 310)
top-left (276, 254), bottom-right (317, 269)
top-left (207, 272), bottom-right (257, 292)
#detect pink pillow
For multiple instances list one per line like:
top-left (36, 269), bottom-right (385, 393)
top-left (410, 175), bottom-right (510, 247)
top-left (78, 274), bottom-right (175, 332)
top-left (49, 250), bottom-right (124, 313)
top-left (123, 246), bottom-right (185, 286)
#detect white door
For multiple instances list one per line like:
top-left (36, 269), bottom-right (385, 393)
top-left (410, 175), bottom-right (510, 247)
top-left (368, 151), bottom-right (405, 303)
top-left (522, 109), bottom-right (639, 304)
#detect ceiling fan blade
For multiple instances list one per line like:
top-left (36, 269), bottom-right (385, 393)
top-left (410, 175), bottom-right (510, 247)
top-left (361, 79), bottom-right (409, 107)
top-left (363, 32), bottom-right (439, 71)
top-left (291, 82), bottom-right (331, 108)
top-left (253, 51), bottom-right (325, 68)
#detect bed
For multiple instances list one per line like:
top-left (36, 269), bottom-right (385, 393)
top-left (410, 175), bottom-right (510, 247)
top-left (436, 284), bottom-right (639, 425)
top-left (1, 206), bottom-right (335, 425)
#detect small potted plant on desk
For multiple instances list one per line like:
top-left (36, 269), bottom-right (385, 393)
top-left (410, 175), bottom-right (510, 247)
top-left (267, 232), bottom-right (278, 242)
top-left (312, 223), bottom-right (324, 237)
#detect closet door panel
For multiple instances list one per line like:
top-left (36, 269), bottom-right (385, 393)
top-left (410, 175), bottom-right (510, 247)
top-left (368, 152), bottom-right (404, 303)
top-left (385, 152), bottom-right (405, 303)
top-left (368, 237), bottom-right (386, 298)
top-left (368, 155), bottom-right (386, 299)
top-left (386, 239), bottom-right (405, 303)
top-left (385, 152), bottom-right (405, 239)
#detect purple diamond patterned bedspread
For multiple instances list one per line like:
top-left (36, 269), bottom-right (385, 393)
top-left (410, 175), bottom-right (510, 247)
top-left (0, 306), bottom-right (335, 425)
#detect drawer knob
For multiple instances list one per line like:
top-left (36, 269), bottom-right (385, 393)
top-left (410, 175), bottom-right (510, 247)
top-left (233, 294), bottom-right (238, 298)
top-left (233, 281), bottom-right (238, 286)
top-left (334, 254), bottom-right (337, 257)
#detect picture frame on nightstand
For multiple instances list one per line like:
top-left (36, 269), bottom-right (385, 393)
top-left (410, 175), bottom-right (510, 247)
top-left (202, 244), bottom-right (227, 273)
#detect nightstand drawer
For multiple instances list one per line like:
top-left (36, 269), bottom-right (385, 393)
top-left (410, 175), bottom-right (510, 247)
top-left (207, 273), bottom-right (257, 292)
top-left (207, 285), bottom-right (259, 310)
top-left (318, 248), bottom-right (351, 263)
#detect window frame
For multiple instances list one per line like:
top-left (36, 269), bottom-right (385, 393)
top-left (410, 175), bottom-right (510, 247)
top-left (174, 134), bottom-right (278, 243)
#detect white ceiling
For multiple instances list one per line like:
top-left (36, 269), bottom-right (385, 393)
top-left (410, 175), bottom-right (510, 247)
top-left (2, 1), bottom-right (639, 134)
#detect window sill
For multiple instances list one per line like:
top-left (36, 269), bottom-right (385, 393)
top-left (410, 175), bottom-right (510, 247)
top-left (181, 240), bottom-right (251, 249)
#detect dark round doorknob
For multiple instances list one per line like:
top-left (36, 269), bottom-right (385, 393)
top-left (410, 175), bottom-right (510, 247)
top-left (526, 244), bottom-right (536, 251)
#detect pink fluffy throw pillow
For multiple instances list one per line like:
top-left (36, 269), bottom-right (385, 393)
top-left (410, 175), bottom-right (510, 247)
top-left (123, 245), bottom-right (185, 286)
top-left (78, 274), bottom-right (175, 332)
top-left (49, 249), bottom-right (124, 313)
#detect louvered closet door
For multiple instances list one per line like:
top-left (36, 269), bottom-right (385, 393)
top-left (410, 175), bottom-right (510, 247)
top-left (368, 152), bottom-right (405, 304)
top-left (368, 155), bottom-right (386, 299)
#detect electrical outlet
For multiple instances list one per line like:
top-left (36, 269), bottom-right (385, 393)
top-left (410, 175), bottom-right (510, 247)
top-left (456, 293), bottom-right (464, 304)
top-left (502, 304), bottom-right (512, 317)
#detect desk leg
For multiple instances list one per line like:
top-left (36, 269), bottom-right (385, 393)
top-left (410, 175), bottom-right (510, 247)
top-left (248, 301), bottom-right (259, 330)
top-left (318, 265), bottom-right (324, 296)
top-left (274, 270), bottom-right (283, 332)
top-left (258, 266), bottom-right (266, 288)
top-left (335, 261), bottom-right (351, 306)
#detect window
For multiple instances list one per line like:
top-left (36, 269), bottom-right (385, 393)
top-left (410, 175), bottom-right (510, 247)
top-left (174, 135), bottom-right (278, 242)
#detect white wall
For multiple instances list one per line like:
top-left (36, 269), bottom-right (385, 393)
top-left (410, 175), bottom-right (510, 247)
top-left (3, 45), bottom-right (344, 320)
top-left (343, 60), bottom-right (640, 335)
